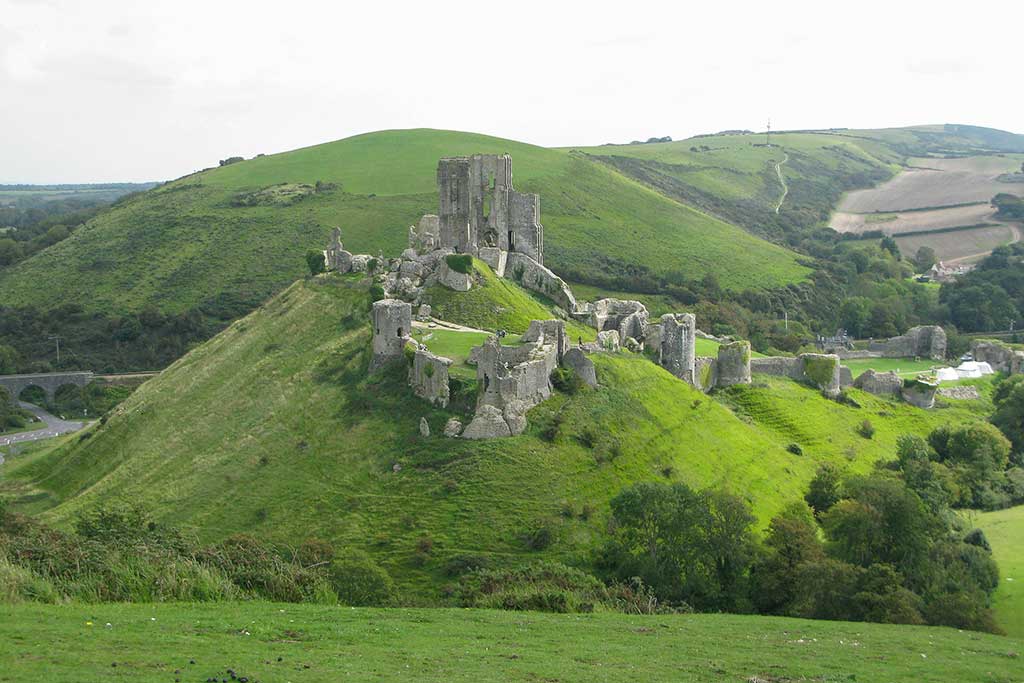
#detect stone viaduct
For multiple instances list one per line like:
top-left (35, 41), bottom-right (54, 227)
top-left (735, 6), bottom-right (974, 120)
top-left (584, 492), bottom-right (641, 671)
top-left (0, 372), bottom-right (95, 404)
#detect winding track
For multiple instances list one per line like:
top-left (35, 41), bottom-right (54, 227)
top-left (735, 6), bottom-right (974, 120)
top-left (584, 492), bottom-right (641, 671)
top-left (774, 152), bottom-right (789, 213)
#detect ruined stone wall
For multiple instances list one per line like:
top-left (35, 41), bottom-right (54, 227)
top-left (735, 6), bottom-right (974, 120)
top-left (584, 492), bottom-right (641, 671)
top-left (750, 353), bottom-right (841, 396)
top-left (371, 299), bottom-right (411, 369)
top-left (972, 340), bottom-right (1024, 374)
top-left (463, 335), bottom-right (558, 438)
top-left (716, 341), bottom-right (752, 386)
top-left (694, 356), bottom-right (717, 392)
top-left (853, 369), bottom-right (902, 396)
top-left (437, 158), bottom-right (474, 254)
top-left (659, 313), bottom-right (696, 383)
top-left (522, 319), bottom-right (569, 361)
top-left (410, 349), bottom-right (452, 407)
top-left (508, 191), bottom-right (543, 263)
top-left (868, 326), bottom-right (947, 360)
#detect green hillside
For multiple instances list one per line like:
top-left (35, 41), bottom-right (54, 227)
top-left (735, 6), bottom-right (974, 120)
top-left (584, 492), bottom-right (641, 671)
top-left (1, 274), bottom-right (993, 599)
top-left (2, 602), bottom-right (1020, 683)
top-left (0, 129), bottom-right (809, 320)
top-left (977, 504), bottom-right (1024, 637)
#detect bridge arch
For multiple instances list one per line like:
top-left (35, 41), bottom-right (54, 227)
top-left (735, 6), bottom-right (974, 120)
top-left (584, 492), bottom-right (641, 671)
top-left (0, 372), bottom-right (94, 406)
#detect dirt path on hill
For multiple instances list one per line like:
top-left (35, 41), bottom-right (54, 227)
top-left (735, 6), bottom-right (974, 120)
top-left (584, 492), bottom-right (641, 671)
top-left (774, 152), bottom-right (789, 214)
top-left (412, 319), bottom-right (488, 334)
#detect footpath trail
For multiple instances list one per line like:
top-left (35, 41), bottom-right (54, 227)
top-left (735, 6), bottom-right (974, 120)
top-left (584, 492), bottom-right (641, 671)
top-left (0, 402), bottom-right (87, 448)
top-left (774, 152), bottom-right (789, 214)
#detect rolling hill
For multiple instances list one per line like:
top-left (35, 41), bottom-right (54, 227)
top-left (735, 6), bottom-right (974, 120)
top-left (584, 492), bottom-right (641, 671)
top-left (1, 272), bottom-right (995, 601)
top-left (0, 129), bottom-right (811, 321)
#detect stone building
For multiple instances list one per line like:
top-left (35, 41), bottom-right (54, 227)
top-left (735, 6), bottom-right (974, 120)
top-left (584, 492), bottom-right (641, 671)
top-left (436, 154), bottom-right (543, 263)
top-left (972, 340), bottom-right (1024, 374)
top-left (370, 299), bottom-right (411, 369)
top-left (750, 353), bottom-right (841, 396)
top-left (659, 313), bottom-right (696, 383)
top-left (324, 227), bottom-right (354, 272)
top-left (716, 341), bottom-right (752, 386)
top-left (868, 325), bottom-right (947, 360)
top-left (409, 348), bottom-right (452, 407)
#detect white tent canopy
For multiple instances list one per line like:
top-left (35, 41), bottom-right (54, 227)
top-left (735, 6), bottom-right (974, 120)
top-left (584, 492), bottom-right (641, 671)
top-left (954, 361), bottom-right (994, 379)
top-left (935, 367), bottom-right (959, 382)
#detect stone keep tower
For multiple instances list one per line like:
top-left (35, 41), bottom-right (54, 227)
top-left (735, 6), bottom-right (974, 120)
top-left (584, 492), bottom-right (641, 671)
top-left (716, 341), bottom-right (752, 386)
top-left (436, 154), bottom-right (543, 263)
top-left (660, 313), bottom-right (696, 383)
top-left (371, 299), bottom-right (412, 369)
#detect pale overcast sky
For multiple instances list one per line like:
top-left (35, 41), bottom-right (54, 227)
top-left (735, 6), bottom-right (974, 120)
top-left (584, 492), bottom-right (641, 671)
top-left (2, 0), bottom-right (1022, 183)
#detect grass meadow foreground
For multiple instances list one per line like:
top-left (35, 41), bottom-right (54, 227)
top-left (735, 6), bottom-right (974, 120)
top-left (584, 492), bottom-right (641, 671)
top-left (1, 602), bottom-right (1021, 683)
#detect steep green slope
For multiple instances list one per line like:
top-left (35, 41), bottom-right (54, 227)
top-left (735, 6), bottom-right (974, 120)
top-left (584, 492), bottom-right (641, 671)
top-left (3, 603), bottom-right (1020, 683)
top-left (1, 275), bottom-right (992, 599)
top-left (0, 129), bottom-right (809, 320)
top-left (571, 131), bottom-right (900, 243)
top-left (976, 504), bottom-right (1024, 637)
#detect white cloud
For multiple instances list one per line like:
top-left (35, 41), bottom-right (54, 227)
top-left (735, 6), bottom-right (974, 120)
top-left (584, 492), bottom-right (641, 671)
top-left (0, 0), bottom-right (1022, 182)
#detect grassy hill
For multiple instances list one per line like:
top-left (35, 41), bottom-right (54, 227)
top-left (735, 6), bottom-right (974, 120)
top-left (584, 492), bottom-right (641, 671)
top-left (0, 129), bottom-right (810, 321)
top-left (2, 602), bottom-right (1020, 683)
top-left (1, 274), bottom-right (995, 600)
top-left (976, 505), bottom-right (1024, 638)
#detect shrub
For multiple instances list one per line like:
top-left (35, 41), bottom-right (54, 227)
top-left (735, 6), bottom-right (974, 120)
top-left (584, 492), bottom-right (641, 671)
top-left (368, 284), bottom-right (386, 302)
top-left (520, 522), bottom-right (555, 551)
top-left (444, 254), bottom-right (473, 274)
top-left (305, 250), bottom-right (326, 276)
top-left (329, 553), bottom-right (395, 606)
top-left (457, 561), bottom-right (608, 613)
top-left (551, 366), bottom-right (583, 395)
top-left (787, 443), bottom-right (804, 456)
top-left (857, 419), bottom-right (876, 439)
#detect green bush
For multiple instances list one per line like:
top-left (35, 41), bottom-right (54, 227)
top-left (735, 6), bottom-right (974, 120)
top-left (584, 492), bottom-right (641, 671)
top-left (444, 253), bottom-right (473, 274)
top-left (457, 561), bottom-right (608, 613)
top-left (306, 250), bottom-right (326, 276)
top-left (858, 419), bottom-right (876, 439)
top-left (329, 553), bottom-right (395, 606)
top-left (551, 366), bottom-right (583, 395)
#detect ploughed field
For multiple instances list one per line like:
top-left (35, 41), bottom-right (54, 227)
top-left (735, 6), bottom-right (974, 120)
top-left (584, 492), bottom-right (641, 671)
top-left (831, 154), bottom-right (1024, 262)
top-left (1, 602), bottom-right (1021, 683)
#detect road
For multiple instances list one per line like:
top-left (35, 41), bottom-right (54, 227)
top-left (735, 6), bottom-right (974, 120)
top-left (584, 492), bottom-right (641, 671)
top-left (0, 401), bottom-right (88, 448)
top-left (774, 152), bottom-right (789, 214)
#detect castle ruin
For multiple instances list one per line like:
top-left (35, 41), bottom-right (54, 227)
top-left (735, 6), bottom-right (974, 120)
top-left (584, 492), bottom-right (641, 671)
top-left (321, 153), bottom-right (955, 440)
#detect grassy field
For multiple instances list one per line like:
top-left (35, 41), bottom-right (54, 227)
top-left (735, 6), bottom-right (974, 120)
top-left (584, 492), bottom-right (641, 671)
top-left (0, 275), bottom-right (996, 601)
top-left (0, 129), bottom-right (811, 323)
top-left (830, 203), bottom-right (999, 235)
top-left (841, 357), bottom-right (947, 378)
top-left (1, 602), bottom-right (1020, 683)
top-left (838, 155), bottom-right (1024, 214)
top-left (894, 223), bottom-right (1019, 264)
top-left (975, 505), bottom-right (1024, 638)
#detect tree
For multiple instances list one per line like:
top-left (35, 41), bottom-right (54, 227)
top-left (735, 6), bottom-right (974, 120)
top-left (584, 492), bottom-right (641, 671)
top-left (600, 482), bottom-right (757, 609)
top-left (0, 344), bottom-right (18, 375)
top-left (913, 246), bottom-right (937, 273)
top-left (879, 236), bottom-right (901, 260)
top-left (305, 250), bottom-right (326, 276)
top-left (991, 376), bottom-right (1024, 462)
top-left (805, 463), bottom-right (842, 515)
top-left (838, 298), bottom-right (871, 337)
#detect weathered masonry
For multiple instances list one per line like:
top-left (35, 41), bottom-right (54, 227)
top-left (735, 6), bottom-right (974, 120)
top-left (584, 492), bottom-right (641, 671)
top-left (0, 372), bottom-right (95, 403)
top-left (437, 154), bottom-right (543, 263)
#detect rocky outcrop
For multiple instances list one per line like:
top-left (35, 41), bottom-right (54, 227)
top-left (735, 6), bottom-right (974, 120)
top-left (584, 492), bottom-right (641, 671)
top-left (853, 369), bottom-right (902, 396)
top-left (437, 260), bottom-right (473, 291)
top-left (562, 348), bottom-right (597, 386)
top-left (444, 417), bottom-right (463, 438)
top-left (461, 405), bottom-right (513, 439)
top-left (505, 252), bottom-right (577, 313)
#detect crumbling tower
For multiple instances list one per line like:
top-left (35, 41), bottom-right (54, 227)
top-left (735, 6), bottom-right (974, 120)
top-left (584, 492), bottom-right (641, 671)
top-left (371, 299), bottom-right (412, 369)
top-left (660, 313), bottom-right (696, 383)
